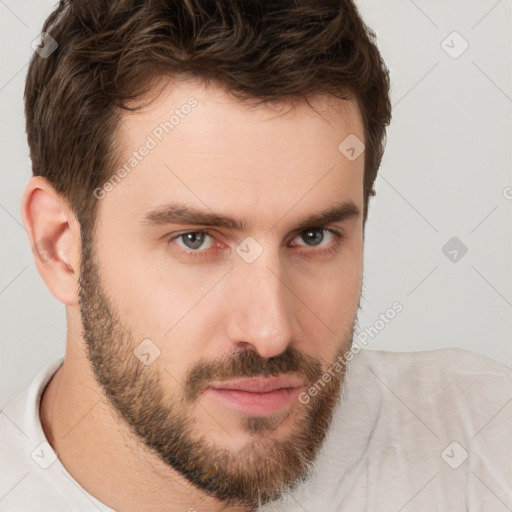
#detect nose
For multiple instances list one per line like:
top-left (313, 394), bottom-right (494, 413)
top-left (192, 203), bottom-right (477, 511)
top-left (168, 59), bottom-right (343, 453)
top-left (225, 252), bottom-right (300, 359)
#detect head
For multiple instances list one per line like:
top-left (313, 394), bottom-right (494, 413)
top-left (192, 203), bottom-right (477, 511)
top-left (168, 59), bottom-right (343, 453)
top-left (23, 0), bottom-right (391, 509)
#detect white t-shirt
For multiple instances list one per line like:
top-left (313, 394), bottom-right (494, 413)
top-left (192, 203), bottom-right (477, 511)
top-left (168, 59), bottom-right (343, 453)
top-left (1, 348), bottom-right (511, 511)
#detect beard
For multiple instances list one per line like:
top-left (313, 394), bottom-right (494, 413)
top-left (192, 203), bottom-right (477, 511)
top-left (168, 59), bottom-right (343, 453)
top-left (78, 228), bottom-right (357, 510)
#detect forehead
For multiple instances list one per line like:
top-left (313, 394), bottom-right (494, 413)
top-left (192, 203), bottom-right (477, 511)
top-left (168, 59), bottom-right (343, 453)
top-left (99, 78), bottom-right (365, 230)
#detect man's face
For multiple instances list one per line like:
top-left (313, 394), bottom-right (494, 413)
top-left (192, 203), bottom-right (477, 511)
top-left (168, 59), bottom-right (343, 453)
top-left (80, 79), bottom-right (365, 508)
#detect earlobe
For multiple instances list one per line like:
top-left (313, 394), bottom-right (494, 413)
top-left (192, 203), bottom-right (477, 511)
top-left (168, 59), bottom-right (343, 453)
top-left (21, 176), bottom-right (81, 306)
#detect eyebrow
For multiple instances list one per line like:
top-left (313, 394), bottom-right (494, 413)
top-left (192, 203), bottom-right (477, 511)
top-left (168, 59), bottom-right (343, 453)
top-left (141, 200), bottom-right (360, 232)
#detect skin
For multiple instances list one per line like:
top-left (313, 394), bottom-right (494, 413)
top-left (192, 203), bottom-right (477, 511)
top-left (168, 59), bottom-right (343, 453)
top-left (23, 78), bottom-right (365, 512)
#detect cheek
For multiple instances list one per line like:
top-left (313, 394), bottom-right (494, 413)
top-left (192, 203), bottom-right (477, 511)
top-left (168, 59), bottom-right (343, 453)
top-left (96, 259), bottom-right (215, 393)
top-left (296, 233), bottom-right (363, 298)
top-left (96, 246), bottom-right (226, 385)
top-left (303, 268), bottom-right (361, 322)
top-left (95, 213), bottom-right (212, 337)
top-left (294, 242), bottom-right (362, 349)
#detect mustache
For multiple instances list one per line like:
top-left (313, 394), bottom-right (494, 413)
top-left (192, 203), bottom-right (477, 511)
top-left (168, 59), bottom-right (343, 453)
top-left (184, 345), bottom-right (324, 402)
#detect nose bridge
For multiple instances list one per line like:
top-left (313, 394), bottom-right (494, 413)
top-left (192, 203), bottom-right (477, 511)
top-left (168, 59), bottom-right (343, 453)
top-left (227, 244), bottom-right (298, 358)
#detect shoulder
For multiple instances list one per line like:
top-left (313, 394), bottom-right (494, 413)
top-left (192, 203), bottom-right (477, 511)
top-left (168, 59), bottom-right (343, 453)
top-left (0, 357), bottom-right (109, 511)
top-left (262, 349), bottom-right (511, 511)
top-left (356, 346), bottom-right (511, 374)
top-left (352, 347), bottom-right (512, 391)
top-left (0, 360), bottom-right (68, 510)
top-left (347, 347), bottom-right (512, 441)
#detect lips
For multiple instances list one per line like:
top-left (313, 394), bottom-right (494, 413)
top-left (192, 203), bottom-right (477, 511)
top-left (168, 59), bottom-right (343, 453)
top-left (208, 375), bottom-right (303, 393)
top-left (204, 376), bottom-right (305, 415)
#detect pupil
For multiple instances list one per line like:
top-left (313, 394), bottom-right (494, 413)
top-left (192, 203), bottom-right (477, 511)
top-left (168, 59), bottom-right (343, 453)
top-left (184, 232), bottom-right (204, 249)
top-left (303, 229), bottom-right (323, 246)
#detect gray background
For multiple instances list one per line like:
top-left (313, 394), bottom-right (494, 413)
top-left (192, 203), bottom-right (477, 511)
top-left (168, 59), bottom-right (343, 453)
top-left (1, 0), bottom-right (511, 407)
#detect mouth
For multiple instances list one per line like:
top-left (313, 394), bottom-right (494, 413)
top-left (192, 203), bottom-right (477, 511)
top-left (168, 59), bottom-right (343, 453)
top-left (204, 375), bottom-right (305, 415)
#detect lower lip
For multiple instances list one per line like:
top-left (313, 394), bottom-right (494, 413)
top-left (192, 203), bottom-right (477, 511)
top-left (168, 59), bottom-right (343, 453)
top-left (205, 386), bottom-right (303, 415)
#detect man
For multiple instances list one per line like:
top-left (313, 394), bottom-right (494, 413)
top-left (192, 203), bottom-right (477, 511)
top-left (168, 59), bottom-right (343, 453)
top-left (1, 0), bottom-right (510, 511)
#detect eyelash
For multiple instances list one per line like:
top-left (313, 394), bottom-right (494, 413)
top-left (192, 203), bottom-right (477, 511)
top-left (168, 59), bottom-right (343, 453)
top-left (166, 228), bottom-right (344, 260)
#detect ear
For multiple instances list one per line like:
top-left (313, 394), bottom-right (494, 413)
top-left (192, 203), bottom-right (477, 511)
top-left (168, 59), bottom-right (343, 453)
top-left (21, 176), bottom-right (81, 305)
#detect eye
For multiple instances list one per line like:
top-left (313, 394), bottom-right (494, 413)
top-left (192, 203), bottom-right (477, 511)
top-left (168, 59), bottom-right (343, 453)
top-left (167, 227), bottom-right (343, 259)
top-left (290, 227), bottom-right (339, 248)
top-left (170, 231), bottom-right (216, 251)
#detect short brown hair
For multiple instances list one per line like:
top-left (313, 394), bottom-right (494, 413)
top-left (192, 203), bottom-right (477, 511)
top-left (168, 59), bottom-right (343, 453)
top-left (25, 0), bottom-right (391, 232)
